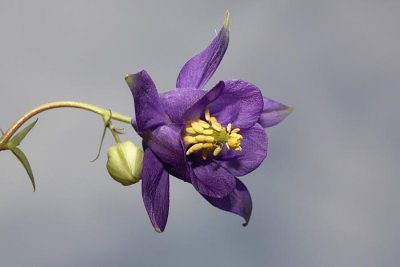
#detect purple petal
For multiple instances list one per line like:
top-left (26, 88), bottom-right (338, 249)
top-left (202, 178), bottom-right (252, 226)
top-left (190, 160), bottom-right (236, 198)
top-left (176, 12), bottom-right (230, 89)
top-left (125, 70), bottom-right (168, 134)
top-left (208, 80), bottom-right (264, 129)
top-left (144, 124), bottom-right (186, 168)
top-left (258, 97), bottom-right (293, 128)
top-left (141, 148), bottom-right (170, 232)
top-left (160, 88), bottom-right (206, 123)
top-left (182, 81), bottom-right (225, 121)
top-left (215, 123), bottom-right (267, 177)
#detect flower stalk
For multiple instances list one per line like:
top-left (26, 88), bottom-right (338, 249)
top-left (0, 101), bottom-right (132, 150)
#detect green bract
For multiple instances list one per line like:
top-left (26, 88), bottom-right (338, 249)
top-left (106, 141), bottom-right (144, 186)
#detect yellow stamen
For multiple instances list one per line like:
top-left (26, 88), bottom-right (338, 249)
top-left (183, 136), bottom-right (196, 144)
top-left (213, 146), bottom-right (222, 157)
top-left (210, 118), bottom-right (222, 131)
top-left (186, 143), bottom-right (204, 155)
top-left (186, 127), bottom-right (196, 134)
top-left (205, 136), bottom-right (215, 142)
top-left (191, 122), bottom-right (204, 133)
top-left (205, 109), bottom-right (211, 121)
top-left (184, 109), bottom-right (243, 159)
top-left (197, 120), bottom-right (210, 128)
top-left (202, 143), bottom-right (214, 149)
top-left (203, 129), bottom-right (214, 135)
top-left (194, 135), bottom-right (205, 142)
top-left (227, 123), bottom-right (232, 133)
top-left (195, 135), bottom-right (215, 143)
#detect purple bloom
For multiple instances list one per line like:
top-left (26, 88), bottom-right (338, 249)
top-left (125, 13), bottom-right (292, 232)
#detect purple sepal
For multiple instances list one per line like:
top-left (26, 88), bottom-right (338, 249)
top-left (176, 22), bottom-right (229, 89)
top-left (141, 148), bottom-right (170, 232)
top-left (258, 97), bottom-right (293, 128)
top-left (125, 70), bottom-right (168, 134)
top-left (202, 178), bottom-right (252, 226)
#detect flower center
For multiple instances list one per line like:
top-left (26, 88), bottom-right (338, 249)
top-left (183, 108), bottom-right (243, 160)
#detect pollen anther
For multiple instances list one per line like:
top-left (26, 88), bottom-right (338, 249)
top-left (191, 122), bottom-right (204, 133)
top-left (186, 127), bottom-right (196, 134)
top-left (227, 123), bottom-right (232, 133)
top-left (197, 120), bottom-right (210, 128)
top-left (213, 146), bottom-right (222, 156)
top-left (205, 109), bottom-right (211, 121)
top-left (203, 129), bottom-right (214, 135)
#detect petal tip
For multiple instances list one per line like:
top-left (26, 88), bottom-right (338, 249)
top-left (125, 74), bottom-right (134, 88)
top-left (258, 98), bottom-right (294, 128)
top-left (125, 70), bottom-right (151, 93)
top-left (224, 11), bottom-right (230, 30)
top-left (242, 210), bottom-right (251, 227)
top-left (154, 227), bottom-right (162, 233)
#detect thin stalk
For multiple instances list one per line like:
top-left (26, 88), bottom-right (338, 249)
top-left (0, 101), bottom-right (132, 149)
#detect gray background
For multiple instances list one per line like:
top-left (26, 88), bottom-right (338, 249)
top-left (1, 1), bottom-right (399, 266)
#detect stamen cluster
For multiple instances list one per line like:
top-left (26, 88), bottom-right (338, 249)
top-left (184, 109), bottom-right (243, 160)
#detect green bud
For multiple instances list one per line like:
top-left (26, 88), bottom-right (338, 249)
top-left (106, 141), bottom-right (144, 186)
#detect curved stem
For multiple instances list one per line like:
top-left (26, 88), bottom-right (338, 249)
top-left (0, 101), bottom-right (132, 149)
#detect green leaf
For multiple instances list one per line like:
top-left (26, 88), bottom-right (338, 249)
top-left (10, 147), bottom-right (36, 191)
top-left (8, 119), bottom-right (38, 148)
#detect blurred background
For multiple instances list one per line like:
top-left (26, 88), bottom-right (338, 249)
top-left (1, 1), bottom-right (399, 266)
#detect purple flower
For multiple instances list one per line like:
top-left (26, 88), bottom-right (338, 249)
top-left (125, 13), bottom-right (292, 232)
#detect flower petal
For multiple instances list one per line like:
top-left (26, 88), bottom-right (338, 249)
top-left (141, 148), bottom-right (170, 232)
top-left (215, 123), bottom-right (267, 177)
top-left (208, 80), bottom-right (264, 129)
top-left (190, 159), bottom-right (236, 198)
top-left (144, 124), bottom-right (186, 168)
top-left (258, 97), bottom-right (293, 128)
top-left (202, 178), bottom-right (252, 226)
top-left (182, 81), bottom-right (225, 121)
top-left (176, 12), bottom-right (230, 89)
top-left (125, 70), bottom-right (168, 134)
top-left (160, 88), bottom-right (206, 123)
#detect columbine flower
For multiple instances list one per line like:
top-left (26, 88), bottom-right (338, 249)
top-left (125, 12), bottom-right (292, 232)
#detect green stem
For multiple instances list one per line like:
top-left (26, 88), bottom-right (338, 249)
top-left (0, 101), bottom-right (132, 149)
top-left (111, 129), bottom-right (121, 144)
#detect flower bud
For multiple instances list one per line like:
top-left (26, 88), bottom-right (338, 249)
top-left (106, 141), bottom-right (144, 186)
